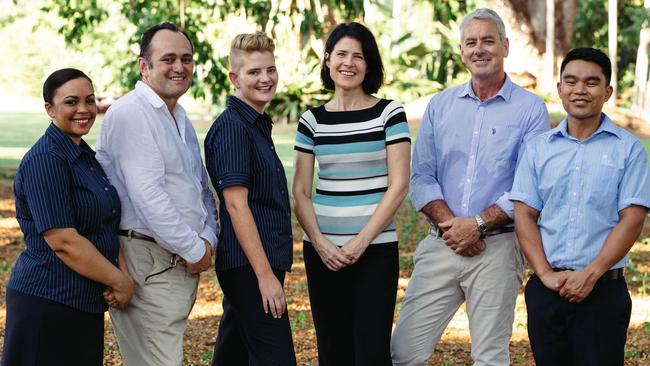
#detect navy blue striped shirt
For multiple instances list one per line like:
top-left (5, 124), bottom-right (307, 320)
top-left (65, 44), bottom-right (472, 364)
top-left (10, 123), bottom-right (121, 313)
top-left (205, 96), bottom-right (293, 272)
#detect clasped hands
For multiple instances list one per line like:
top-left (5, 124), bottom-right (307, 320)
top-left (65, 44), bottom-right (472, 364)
top-left (314, 235), bottom-right (369, 271)
top-left (438, 216), bottom-right (486, 257)
top-left (539, 269), bottom-right (597, 303)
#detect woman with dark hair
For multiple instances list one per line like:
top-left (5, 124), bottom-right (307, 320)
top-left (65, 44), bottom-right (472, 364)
top-left (2, 68), bottom-right (133, 366)
top-left (292, 22), bottom-right (411, 365)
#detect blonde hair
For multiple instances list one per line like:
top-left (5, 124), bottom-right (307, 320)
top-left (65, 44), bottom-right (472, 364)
top-left (229, 31), bottom-right (276, 71)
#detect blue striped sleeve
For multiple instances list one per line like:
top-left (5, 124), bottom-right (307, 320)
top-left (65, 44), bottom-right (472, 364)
top-left (21, 153), bottom-right (75, 233)
top-left (209, 118), bottom-right (252, 189)
top-left (618, 141), bottom-right (650, 212)
top-left (510, 143), bottom-right (543, 211)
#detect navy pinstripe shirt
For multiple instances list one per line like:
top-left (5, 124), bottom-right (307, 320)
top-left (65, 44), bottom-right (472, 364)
top-left (205, 96), bottom-right (293, 272)
top-left (10, 123), bottom-right (121, 313)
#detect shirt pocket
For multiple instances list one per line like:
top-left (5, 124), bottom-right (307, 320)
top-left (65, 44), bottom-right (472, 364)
top-left (491, 125), bottom-right (521, 170)
top-left (589, 155), bottom-right (623, 210)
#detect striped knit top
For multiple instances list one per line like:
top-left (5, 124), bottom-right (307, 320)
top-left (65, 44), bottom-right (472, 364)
top-left (294, 99), bottom-right (410, 246)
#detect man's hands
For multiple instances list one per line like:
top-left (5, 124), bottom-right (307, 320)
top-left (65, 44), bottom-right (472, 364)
top-left (185, 239), bottom-right (214, 275)
top-left (538, 269), bottom-right (598, 303)
top-left (258, 271), bottom-right (287, 318)
top-left (438, 216), bottom-right (485, 257)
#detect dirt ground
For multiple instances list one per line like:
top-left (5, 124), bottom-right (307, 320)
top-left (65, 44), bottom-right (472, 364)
top-left (0, 178), bottom-right (649, 365)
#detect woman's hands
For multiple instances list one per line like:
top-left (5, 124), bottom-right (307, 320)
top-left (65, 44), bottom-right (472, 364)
top-left (312, 237), bottom-right (353, 271)
top-left (103, 272), bottom-right (134, 309)
top-left (313, 235), bottom-right (370, 271)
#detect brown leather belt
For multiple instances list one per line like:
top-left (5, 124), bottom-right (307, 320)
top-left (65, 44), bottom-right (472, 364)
top-left (117, 229), bottom-right (156, 243)
top-left (553, 267), bottom-right (624, 281)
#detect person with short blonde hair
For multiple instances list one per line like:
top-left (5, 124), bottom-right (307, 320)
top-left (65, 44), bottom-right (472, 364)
top-left (205, 31), bottom-right (296, 365)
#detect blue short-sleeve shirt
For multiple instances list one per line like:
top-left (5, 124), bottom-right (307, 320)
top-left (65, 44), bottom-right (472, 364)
top-left (205, 96), bottom-right (293, 272)
top-left (10, 123), bottom-right (121, 313)
top-left (511, 114), bottom-right (650, 270)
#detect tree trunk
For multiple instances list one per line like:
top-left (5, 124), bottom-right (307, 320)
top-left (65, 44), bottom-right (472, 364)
top-left (633, 0), bottom-right (650, 116)
top-left (543, 0), bottom-right (555, 93)
top-left (608, 0), bottom-right (618, 107)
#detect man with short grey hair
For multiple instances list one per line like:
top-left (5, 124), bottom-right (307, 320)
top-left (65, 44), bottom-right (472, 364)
top-left (391, 8), bottom-right (549, 365)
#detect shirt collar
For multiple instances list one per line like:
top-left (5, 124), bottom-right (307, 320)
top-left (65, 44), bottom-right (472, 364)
top-left (135, 80), bottom-right (187, 118)
top-left (457, 74), bottom-right (513, 102)
top-left (227, 96), bottom-right (271, 125)
top-left (548, 113), bottom-right (621, 142)
top-left (45, 123), bottom-right (95, 162)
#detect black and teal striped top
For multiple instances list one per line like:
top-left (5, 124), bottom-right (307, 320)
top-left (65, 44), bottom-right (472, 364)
top-left (294, 99), bottom-right (410, 246)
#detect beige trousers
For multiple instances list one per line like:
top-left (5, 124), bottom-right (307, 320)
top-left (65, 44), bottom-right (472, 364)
top-left (391, 231), bottom-right (524, 366)
top-left (109, 236), bottom-right (199, 366)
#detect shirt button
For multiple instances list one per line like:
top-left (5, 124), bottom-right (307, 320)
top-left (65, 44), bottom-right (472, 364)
top-left (104, 187), bottom-right (109, 191)
top-left (112, 209), bottom-right (117, 214)
top-left (575, 167), bottom-right (580, 170)
top-left (462, 203), bottom-right (467, 207)
top-left (572, 192), bottom-right (577, 196)
top-left (474, 130), bottom-right (478, 135)
top-left (466, 178), bottom-right (471, 183)
top-left (470, 155), bottom-right (475, 159)
top-left (90, 167), bottom-right (94, 171)
top-left (276, 168), bottom-right (280, 172)
top-left (271, 146), bottom-right (275, 150)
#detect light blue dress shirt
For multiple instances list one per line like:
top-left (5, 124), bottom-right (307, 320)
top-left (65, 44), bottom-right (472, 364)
top-left (510, 114), bottom-right (650, 270)
top-left (410, 76), bottom-right (549, 218)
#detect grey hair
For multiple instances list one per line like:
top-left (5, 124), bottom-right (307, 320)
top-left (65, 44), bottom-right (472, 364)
top-left (460, 8), bottom-right (506, 42)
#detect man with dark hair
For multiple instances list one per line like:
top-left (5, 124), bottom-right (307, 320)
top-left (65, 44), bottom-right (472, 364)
top-left (391, 8), bottom-right (549, 366)
top-left (96, 22), bottom-right (218, 365)
top-left (511, 47), bottom-right (650, 365)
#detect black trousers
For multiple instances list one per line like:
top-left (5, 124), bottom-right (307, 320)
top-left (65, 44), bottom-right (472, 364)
top-left (525, 273), bottom-right (632, 366)
top-left (2, 288), bottom-right (104, 366)
top-left (303, 242), bottom-right (398, 366)
top-left (212, 266), bottom-right (296, 366)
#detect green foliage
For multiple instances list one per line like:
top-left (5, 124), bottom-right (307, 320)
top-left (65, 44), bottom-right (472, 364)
top-left (32, 0), bottom-right (471, 121)
top-left (573, 0), bottom-right (648, 105)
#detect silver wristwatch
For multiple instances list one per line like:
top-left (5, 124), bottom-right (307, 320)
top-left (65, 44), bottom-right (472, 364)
top-left (474, 214), bottom-right (488, 234)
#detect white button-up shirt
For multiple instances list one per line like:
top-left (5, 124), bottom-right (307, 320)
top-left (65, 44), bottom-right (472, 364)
top-left (96, 81), bottom-right (218, 263)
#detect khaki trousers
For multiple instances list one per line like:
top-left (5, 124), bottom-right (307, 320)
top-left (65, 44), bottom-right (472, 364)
top-left (391, 232), bottom-right (524, 366)
top-left (109, 236), bottom-right (199, 366)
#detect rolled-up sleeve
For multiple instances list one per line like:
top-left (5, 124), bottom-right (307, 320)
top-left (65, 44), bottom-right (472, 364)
top-left (618, 141), bottom-right (650, 212)
top-left (21, 154), bottom-right (75, 233)
top-left (510, 143), bottom-right (543, 212)
top-left (410, 100), bottom-right (444, 212)
top-left (206, 119), bottom-right (252, 191)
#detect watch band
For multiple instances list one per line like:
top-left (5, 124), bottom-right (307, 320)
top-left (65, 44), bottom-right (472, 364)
top-left (475, 214), bottom-right (488, 234)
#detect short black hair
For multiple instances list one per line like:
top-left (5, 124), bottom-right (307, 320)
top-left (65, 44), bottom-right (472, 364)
top-left (560, 48), bottom-right (612, 85)
top-left (43, 68), bottom-right (92, 104)
top-left (321, 22), bottom-right (384, 95)
top-left (139, 22), bottom-right (193, 62)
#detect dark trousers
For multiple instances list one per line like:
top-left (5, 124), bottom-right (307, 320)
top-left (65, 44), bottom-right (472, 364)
top-left (525, 273), bottom-right (632, 366)
top-left (2, 288), bottom-right (104, 366)
top-left (212, 266), bottom-right (296, 366)
top-left (303, 242), bottom-right (398, 366)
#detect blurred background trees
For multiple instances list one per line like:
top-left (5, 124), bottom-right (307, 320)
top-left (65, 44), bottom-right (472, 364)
top-left (1, 0), bottom-right (649, 122)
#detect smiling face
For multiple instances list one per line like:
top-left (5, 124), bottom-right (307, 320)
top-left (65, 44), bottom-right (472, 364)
top-left (325, 36), bottom-right (367, 92)
top-left (460, 18), bottom-right (509, 82)
top-left (558, 59), bottom-right (612, 123)
top-left (139, 29), bottom-right (193, 110)
top-left (229, 50), bottom-right (278, 113)
top-left (45, 77), bottom-right (97, 145)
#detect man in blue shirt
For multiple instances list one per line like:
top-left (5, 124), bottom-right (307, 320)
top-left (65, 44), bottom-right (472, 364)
top-left (511, 48), bottom-right (650, 365)
top-left (391, 8), bottom-right (549, 366)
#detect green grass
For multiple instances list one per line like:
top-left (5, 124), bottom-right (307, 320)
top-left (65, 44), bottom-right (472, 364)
top-left (0, 113), bottom-right (298, 179)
